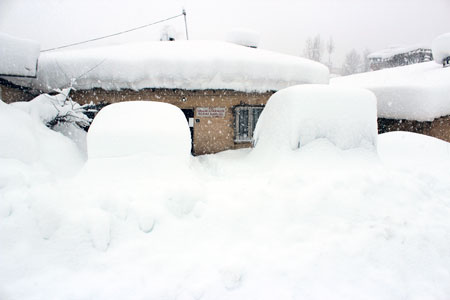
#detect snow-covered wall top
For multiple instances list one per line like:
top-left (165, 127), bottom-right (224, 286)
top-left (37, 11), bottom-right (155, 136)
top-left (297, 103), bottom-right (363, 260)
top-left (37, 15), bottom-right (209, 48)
top-left (331, 62), bottom-right (450, 121)
top-left (432, 33), bottom-right (450, 64)
top-left (368, 44), bottom-right (430, 59)
top-left (21, 40), bottom-right (329, 93)
top-left (0, 33), bottom-right (40, 77)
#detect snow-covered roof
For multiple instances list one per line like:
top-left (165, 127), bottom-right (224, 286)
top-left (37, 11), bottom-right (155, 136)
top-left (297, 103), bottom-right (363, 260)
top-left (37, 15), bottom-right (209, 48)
top-left (367, 44), bottom-right (430, 60)
top-left (331, 62), bottom-right (450, 121)
top-left (226, 28), bottom-right (260, 48)
top-left (20, 40), bottom-right (329, 93)
top-left (0, 33), bottom-right (40, 77)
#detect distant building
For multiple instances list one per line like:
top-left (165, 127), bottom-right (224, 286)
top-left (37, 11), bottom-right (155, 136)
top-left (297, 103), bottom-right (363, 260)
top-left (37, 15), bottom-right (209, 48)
top-left (0, 33), bottom-right (40, 102)
top-left (368, 45), bottom-right (432, 71)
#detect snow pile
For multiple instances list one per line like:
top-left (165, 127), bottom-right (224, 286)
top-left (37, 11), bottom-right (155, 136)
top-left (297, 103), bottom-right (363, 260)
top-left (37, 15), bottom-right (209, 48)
top-left (226, 28), bottom-right (260, 48)
top-left (87, 101), bottom-right (191, 159)
top-left (331, 61), bottom-right (450, 121)
top-left (253, 85), bottom-right (377, 153)
top-left (0, 32), bottom-right (40, 77)
top-left (14, 40), bottom-right (329, 93)
top-left (378, 131), bottom-right (450, 171)
top-left (432, 33), bottom-right (450, 64)
top-left (0, 99), bottom-right (84, 182)
top-left (368, 44), bottom-right (429, 59)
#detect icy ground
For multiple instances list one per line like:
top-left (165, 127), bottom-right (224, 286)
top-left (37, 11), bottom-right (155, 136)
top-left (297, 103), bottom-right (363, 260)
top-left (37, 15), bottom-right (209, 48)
top-left (2, 94), bottom-right (450, 299)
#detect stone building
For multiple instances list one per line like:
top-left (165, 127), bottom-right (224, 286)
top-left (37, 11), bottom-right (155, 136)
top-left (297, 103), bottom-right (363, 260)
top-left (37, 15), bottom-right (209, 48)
top-left (6, 40), bottom-right (329, 155)
top-left (0, 33), bottom-right (40, 102)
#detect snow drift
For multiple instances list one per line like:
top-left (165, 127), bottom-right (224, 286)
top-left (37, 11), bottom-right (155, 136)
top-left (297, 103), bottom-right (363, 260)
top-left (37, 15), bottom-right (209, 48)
top-left (331, 61), bottom-right (450, 121)
top-left (12, 40), bottom-right (329, 93)
top-left (432, 32), bottom-right (450, 64)
top-left (0, 32), bottom-right (40, 77)
top-left (3, 86), bottom-right (450, 300)
top-left (253, 85), bottom-right (378, 152)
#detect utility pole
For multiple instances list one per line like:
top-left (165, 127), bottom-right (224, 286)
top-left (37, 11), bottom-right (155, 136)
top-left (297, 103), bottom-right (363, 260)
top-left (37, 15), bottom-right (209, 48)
top-left (183, 9), bottom-right (189, 40)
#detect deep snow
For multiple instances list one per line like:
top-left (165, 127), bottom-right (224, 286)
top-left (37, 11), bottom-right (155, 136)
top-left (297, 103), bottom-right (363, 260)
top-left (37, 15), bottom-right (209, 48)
top-left (1, 96), bottom-right (450, 300)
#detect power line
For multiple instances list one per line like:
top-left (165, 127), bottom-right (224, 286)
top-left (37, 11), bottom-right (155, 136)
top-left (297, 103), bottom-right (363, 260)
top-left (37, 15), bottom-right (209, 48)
top-left (41, 12), bottom-right (185, 52)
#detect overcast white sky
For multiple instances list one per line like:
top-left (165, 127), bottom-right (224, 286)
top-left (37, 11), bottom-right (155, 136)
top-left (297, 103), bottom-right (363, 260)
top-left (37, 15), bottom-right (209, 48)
top-left (1, 0), bottom-right (449, 66)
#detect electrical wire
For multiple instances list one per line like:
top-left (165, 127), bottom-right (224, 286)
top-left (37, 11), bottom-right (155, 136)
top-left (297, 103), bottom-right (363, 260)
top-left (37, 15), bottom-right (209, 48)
top-left (41, 12), bottom-right (185, 52)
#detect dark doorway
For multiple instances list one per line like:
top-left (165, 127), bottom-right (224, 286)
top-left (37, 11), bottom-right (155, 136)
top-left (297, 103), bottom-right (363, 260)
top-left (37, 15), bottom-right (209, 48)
top-left (181, 109), bottom-right (195, 154)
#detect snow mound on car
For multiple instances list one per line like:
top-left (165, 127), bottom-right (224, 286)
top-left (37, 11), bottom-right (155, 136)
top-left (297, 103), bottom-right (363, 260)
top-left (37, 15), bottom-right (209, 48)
top-left (253, 84), bottom-right (377, 153)
top-left (87, 101), bottom-right (191, 159)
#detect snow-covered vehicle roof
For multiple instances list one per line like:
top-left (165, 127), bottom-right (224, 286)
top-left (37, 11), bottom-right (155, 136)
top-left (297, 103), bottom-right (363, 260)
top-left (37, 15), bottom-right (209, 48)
top-left (0, 33), bottom-right (40, 78)
top-left (331, 61), bottom-right (450, 121)
top-left (21, 40), bottom-right (329, 93)
top-left (253, 85), bottom-right (377, 153)
top-left (367, 44), bottom-right (430, 60)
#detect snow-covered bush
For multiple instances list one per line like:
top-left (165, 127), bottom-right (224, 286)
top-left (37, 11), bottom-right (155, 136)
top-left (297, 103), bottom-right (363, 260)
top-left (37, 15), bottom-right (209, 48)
top-left (87, 101), bottom-right (191, 159)
top-left (11, 89), bottom-right (91, 153)
top-left (226, 28), bottom-right (260, 48)
top-left (432, 33), bottom-right (450, 65)
top-left (253, 84), bottom-right (378, 152)
top-left (0, 99), bottom-right (84, 178)
top-left (159, 25), bottom-right (177, 41)
top-left (11, 89), bottom-right (91, 130)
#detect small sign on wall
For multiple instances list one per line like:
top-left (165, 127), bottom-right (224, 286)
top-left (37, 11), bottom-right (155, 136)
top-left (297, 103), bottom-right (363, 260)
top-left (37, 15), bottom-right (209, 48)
top-left (196, 107), bottom-right (226, 118)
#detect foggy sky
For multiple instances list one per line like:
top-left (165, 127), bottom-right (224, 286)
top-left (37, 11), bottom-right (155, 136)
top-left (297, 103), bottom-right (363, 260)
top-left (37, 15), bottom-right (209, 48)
top-left (1, 0), bottom-right (449, 67)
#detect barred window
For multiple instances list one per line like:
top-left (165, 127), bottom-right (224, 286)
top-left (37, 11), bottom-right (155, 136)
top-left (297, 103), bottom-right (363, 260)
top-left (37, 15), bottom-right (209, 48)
top-left (234, 106), bottom-right (264, 142)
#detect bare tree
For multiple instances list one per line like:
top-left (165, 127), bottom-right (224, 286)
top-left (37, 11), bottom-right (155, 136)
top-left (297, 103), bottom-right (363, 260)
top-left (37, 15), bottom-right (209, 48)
top-left (326, 36), bottom-right (335, 70)
top-left (362, 48), bottom-right (371, 72)
top-left (312, 34), bottom-right (323, 62)
top-left (341, 49), bottom-right (362, 75)
top-left (303, 37), bottom-right (314, 60)
top-left (303, 34), bottom-right (323, 62)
